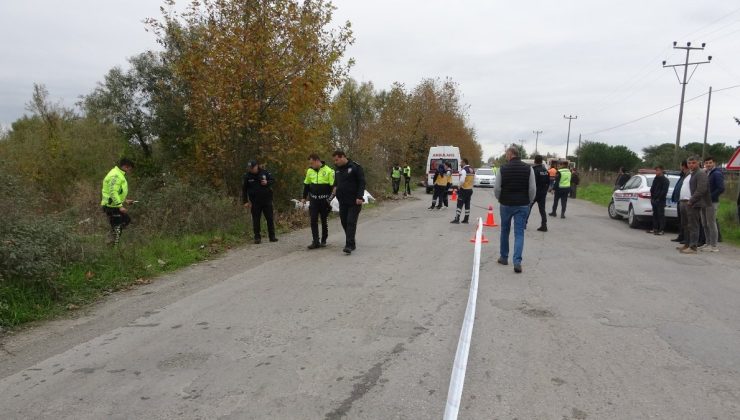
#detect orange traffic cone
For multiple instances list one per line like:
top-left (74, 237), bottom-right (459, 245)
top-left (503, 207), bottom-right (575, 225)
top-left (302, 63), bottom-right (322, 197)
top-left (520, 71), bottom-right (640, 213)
top-left (483, 205), bottom-right (499, 227)
top-left (470, 229), bottom-right (490, 244)
top-left (451, 189), bottom-right (458, 201)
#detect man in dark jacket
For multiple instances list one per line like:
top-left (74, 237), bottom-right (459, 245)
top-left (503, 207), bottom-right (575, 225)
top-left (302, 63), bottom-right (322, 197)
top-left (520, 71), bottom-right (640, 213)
top-left (700, 156), bottom-right (724, 251)
top-left (569, 168), bottom-right (580, 198)
top-left (242, 160), bottom-right (277, 244)
top-left (670, 160), bottom-right (689, 244)
top-left (704, 156), bottom-right (725, 244)
top-left (648, 165), bottom-right (670, 235)
top-left (680, 156), bottom-right (711, 254)
top-left (494, 147), bottom-right (536, 274)
top-left (332, 150), bottom-right (366, 255)
top-left (614, 167), bottom-right (631, 191)
top-left (527, 155), bottom-right (550, 232)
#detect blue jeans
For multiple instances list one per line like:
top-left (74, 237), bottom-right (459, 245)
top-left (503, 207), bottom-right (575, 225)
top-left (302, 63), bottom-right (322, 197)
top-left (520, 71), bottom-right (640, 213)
top-left (500, 205), bottom-right (529, 265)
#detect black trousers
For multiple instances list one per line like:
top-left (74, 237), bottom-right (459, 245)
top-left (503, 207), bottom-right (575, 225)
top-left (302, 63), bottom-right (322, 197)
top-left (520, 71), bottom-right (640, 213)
top-left (569, 185), bottom-right (578, 198)
top-left (339, 203), bottom-right (362, 248)
top-left (251, 201), bottom-right (275, 239)
top-left (309, 199), bottom-right (331, 244)
top-left (392, 178), bottom-right (401, 194)
top-left (103, 207), bottom-right (131, 245)
top-left (651, 200), bottom-right (666, 232)
top-left (528, 191), bottom-right (548, 226)
top-left (552, 188), bottom-right (570, 215)
top-left (455, 188), bottom-right (473, 219)
top-left (403, 176), bottom-right (411, 194)
top-left (432, 185), bottom-right (446, 207)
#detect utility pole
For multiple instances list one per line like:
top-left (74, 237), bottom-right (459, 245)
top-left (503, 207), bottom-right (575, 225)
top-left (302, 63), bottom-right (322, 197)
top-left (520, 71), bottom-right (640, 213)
top-left (663, 41), bottom-right (712, 162)
top-left (576, 134), bottom-right (582, 167)
top-left (702, 86), bottom-right (712, 160)
top-left (563, 115), bottom-right (577, 159)
top-left (533, 130), bottom-right (543, 155)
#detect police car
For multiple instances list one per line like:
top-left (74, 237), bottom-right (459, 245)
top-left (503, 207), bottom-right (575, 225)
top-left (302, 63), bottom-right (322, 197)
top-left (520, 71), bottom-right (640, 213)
top-left (608, 171), bottom-right (681, 228)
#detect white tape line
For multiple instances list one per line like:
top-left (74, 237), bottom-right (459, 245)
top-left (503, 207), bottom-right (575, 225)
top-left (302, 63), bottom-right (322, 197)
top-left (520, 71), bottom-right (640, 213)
top-left (443, 218), bottom-right (483, 420)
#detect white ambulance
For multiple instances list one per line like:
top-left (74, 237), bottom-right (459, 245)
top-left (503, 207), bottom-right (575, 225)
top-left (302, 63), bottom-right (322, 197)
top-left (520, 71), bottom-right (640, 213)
top-left (425, 145), bottom-right (461, 194)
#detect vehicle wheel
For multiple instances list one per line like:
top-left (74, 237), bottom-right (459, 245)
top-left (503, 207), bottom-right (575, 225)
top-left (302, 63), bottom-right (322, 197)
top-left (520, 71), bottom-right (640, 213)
top-left (608, 200), bottom-right (622, 220)
top-left (627, 206), bottom-right (641, 228)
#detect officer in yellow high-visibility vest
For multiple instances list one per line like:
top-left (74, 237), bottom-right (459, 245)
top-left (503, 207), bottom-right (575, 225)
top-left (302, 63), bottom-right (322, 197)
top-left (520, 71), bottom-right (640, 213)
top-left (302, 153), bottom-right (336, 249)
top-left (402, 163), bottom-right (412, 196)
top-left (391, 164), bottom-right (402, 195)
top-left (549, 161), bottom-right (572, 219)
top-left (100, 158), bottom-right (135, 245)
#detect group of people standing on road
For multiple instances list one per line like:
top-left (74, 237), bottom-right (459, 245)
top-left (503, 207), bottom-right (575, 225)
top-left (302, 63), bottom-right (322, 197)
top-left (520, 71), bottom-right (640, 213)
top-left (668, 156), bottom-right (725, 254)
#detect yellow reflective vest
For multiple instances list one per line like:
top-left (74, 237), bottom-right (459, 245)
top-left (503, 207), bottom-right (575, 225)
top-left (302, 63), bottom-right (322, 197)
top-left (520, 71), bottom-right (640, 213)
top-left (558, 168), bottom-right (572, 188)
top-left (101, 166), bottom-right (128, 208)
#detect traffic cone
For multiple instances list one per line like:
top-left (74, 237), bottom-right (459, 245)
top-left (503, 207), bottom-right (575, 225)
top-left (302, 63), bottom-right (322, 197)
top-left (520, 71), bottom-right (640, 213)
top-left (470, 229), bottom-right (489, 244)
top-left (483, 205), bottom-right (498, 227)
top-left (451, 189), bottom-right (458, 201)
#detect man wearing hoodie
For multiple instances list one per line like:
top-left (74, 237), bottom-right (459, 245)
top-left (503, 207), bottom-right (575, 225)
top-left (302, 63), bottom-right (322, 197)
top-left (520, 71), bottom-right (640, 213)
top-left (242, 160), bottom-right (277, 244)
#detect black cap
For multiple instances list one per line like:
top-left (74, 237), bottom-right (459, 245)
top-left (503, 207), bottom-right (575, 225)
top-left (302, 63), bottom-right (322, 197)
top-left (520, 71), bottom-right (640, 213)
top-left (247, 160), bottom-right (258, 168)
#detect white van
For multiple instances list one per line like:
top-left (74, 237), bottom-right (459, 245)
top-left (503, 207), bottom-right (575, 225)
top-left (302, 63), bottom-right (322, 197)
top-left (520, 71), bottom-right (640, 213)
top-left (425, 145), bottom-right (461, 193)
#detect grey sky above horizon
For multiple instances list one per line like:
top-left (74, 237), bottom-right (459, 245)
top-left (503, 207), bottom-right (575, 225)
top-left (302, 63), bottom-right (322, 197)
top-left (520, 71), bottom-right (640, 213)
top-left (1, 0), bottom-right (739, 160)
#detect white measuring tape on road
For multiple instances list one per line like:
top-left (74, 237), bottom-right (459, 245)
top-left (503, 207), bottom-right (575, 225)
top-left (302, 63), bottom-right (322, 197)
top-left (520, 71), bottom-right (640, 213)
top-left (443, 218), bottom-right (484, 420)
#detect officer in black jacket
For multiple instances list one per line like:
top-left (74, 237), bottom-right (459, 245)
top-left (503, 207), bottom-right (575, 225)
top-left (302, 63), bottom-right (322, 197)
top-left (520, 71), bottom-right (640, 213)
top-left (649, 165), bottom-right (670, 235)
top-left (527, 155), bottom-right (550, 232)
top-left (332, 150), bottom-right (366, 255)
top-left (242, 160), bottom-right (277, 244)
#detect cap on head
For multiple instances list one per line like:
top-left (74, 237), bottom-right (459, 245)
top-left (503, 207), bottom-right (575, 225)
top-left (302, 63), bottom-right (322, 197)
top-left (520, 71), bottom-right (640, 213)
top-left (118, 157), bottom-right (134, 168)
top-left (247, 160), bottom-right (258, 168)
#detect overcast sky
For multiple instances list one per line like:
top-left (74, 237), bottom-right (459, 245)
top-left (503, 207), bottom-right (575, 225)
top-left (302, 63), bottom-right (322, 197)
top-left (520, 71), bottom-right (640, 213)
top-left (2, 0), bottom-right (739, 160)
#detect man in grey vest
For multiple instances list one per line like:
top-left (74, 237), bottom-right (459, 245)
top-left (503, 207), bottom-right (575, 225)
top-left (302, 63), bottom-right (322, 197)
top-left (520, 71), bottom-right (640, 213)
top-left (494, 147), bottom-right (536, 273)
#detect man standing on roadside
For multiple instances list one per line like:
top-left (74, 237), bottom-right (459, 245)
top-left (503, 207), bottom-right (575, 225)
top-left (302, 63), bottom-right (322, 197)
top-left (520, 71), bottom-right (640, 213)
top-left (494, 147), bottom-right (536, 274)
top-left (332, 150), bottom-right (366, 255)
top-left (700, 156), bottom-right (723, 252)
top-left (648, 165), bottom-right (669, 236)
top-left (429, 163), bottom-right (448, 210)
top-left (402, 163), bottom-right (412, 196)
top-left (549, 161), bottom-right (571, 219)
top-left (569, 167), bottom-right (580, 199)
top-left (451, 158), bottom-right (475, 224)
top-left (614, 167), bottom-right (631, 191)
top-left (391, 164), bottom-right (402, 195)
top-left (302, 154), bottom-right (335, 250)
top-left (101, 158), bottom-right (135, 246)
top-left (527, 155), bottom-right (550, 232)
top-left (671, 160), bottom-right (689, 244)
top-left (679, 156), bottom-right (710, 254)
top-left (242, 160), bottom-right (278, 244)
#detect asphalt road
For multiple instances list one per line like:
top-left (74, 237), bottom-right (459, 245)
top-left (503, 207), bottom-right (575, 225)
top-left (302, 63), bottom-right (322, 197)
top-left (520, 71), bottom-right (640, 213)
top-left (1, 189), bottom-right (739, 419)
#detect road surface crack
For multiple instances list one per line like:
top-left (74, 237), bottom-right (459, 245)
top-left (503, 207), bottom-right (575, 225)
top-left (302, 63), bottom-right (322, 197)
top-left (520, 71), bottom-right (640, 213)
top-left (324, 343), bottom-right (405, 420)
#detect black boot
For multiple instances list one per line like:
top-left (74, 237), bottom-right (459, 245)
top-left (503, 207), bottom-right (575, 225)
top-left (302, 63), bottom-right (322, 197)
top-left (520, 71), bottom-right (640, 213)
top-left (307, 242), bottom-right (321, 250)
top-left (450, 217), bottom-right (460, 224)
top-left (461, 216), bottom-right (469, 224)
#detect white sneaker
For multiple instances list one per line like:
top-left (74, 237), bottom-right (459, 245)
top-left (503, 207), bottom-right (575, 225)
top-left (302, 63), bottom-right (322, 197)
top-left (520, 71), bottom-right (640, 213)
top-left (697, 244), bottom-right (709, 250)
top-left (708, 246), bottom-right (719, 253)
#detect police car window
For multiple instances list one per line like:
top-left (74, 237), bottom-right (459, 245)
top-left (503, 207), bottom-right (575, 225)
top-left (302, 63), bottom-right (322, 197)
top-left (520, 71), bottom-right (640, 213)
top-left (667, 175), bottom-right (679, 187)
top-left (477, 169), bottom-right (493, 175)
top-left (624, 177), bottom-right (641, 189)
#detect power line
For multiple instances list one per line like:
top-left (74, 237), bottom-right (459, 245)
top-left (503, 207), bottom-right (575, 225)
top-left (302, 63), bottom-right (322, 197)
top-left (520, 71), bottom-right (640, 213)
top-left (583, 84), bottom-right (740, 136)
top-left (679, 6), bottom-right (740, 39)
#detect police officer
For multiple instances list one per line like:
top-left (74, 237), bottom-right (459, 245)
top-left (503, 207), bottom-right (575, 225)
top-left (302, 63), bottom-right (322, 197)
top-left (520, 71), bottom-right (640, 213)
top-left (549, 161), bottom-right (571, 219)
top-left (101, 158), bottom-right (135, 246)
top-left (391, 164), bottom-right (402, 195)
top-left (302, 154), bottom-right (335, 249)
top-left (527, 155), bottom-right (550, 232)
top-left (451, 158), bottom-right (474, 224)
top-left (332, 150), bottom-right (366, 255)
top-left (242, 160), bottom-right (277, 244)
top-left (402, 163), bottom-right (412, 196)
